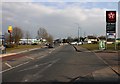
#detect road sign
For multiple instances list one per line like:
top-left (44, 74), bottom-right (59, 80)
top-left (106, 23), bottom-right (116, 33)
top-left (106, 11), bottom-right (116, 23)
top-left (106, 11), bottom-right (116, 50)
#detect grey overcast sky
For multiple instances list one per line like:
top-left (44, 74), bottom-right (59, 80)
top-left (2, 0), bottom-right (119, 39)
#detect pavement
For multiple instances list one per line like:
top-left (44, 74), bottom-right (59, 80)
top-left (0, 46), bottom-right (47, 58)
top-left (74, 45), bottom-right (120, 80)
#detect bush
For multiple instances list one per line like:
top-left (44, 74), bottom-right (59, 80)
top-left (31, 43), bottom-right (37, 45)
top-left (6, 44), bottom-right (15, 48)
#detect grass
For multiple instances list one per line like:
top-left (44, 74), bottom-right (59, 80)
top-left (79, 44), bottom-right (99, 50)
top-left (6, 45), bottom-right (41, 53)
top-left (79, 43), bottom-right (119, 50)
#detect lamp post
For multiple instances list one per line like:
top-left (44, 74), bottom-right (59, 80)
top-left (75, 23), bottom-right (80, 43)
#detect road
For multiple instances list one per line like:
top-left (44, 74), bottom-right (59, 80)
top-left (2, 44), bottom-right (119, 83)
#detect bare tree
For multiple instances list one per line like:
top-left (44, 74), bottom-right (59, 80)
top-left (4, 32), bottom-right (10, 44)
top-left (37, 28), bottom-right (48, 39)
top-left (47, 34), bottom-right (53, 43)
top-left (12, 27), bottom-right (23, 45)
top-left (25, 31), bottom-right (31, 45)
top-left (37, 27), bottom-right (54, 44)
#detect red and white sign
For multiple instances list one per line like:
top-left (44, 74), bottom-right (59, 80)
top-left (106, 11), bottom-right (116, 23)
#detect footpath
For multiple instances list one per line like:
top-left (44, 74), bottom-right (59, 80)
top-left (0, 46), bottom-right (46, 58)
top-left (74, 45), bottom-right (120, 81)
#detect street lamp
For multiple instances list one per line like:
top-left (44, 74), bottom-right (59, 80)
top-left (75, 23), bottom-right (81, 43)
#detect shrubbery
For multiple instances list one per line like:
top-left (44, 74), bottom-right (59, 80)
top-left (6, 44), bottom-right (15, 48)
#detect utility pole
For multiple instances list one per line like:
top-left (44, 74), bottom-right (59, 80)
top-left (84, 32), bottom-right (86, 38)
top-left (75, 23), bottom-right (80, 43)
top-left (78, 26), bottom-right (80, 43)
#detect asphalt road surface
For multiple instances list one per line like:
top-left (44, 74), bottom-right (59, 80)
top-left (1, 44), bottom-right (119, 83)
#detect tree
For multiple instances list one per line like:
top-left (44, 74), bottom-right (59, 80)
top-left (47, 34), bottom-right (53, 43)
top-left (4, 32), bottom-right (10, 44)
top-left (12, 27), bottom-right (23, 45)
top-left (25, 31), bottom-right (31, 45)
top-left (67, 36), bottom-right (73, 43)
top-left (37, 28), bottom-right (48, 40)
top-left (37, 27), bottom-right (54, 43)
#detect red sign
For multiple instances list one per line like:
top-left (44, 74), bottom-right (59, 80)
top-left (106, 11), bottom-right (116, 23)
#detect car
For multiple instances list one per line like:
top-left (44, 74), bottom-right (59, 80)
top-left (48, 43), bottom-right (54, 48)
top-left (77, 42), bottom-right (83, 45)
top-left (70, 42), bottom-right (77, 45)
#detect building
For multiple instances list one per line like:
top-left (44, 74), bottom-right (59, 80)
top-left (19, 38), bottom-right (47, 45)
top-left (84, 36), bottom-right (98, 44)
top-left (98, 36), bottom-right (106, 42)
top-left (19, 39), bottom-right (41, 45)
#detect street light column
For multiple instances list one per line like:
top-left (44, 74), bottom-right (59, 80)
top-left (78, 26), bottom-right (80, 43)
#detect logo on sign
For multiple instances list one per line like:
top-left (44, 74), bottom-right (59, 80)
top-left (106, 11), bottom-right (116, 23)
top-left (108, 12), bottom-right (115, 19)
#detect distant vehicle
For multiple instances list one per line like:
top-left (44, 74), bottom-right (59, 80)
top-left (70, 42), bottom-right (77, 45)
top-left (48, 43), bottom-right (54, 48)
top-left (77, 42), bottom-right (83, 45)
top-left (71, 42), bottom-right (83, 45)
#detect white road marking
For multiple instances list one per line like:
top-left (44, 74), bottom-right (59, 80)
top-left (0, 61), bottom-right (30, 73)
top-left (24, 79), bottom-right (28, 82)
top-left (25, 56), bottom-right (34, 60)
top-left (49, 52), bottom-right (51, 53)
top-left (20, 59), bottom-right (60, 82)
top-left (19, 58), bottom-right (60, 72)
top-left (5, 62), bottom-right (12, 68)
top-left (37, 55), bottom-right (46, 59)
top-left (32, 58), bottom-right (60, 75)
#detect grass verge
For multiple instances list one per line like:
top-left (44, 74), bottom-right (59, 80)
top-left (6, 45), bottom-right (41, 53)
top-left (79, 44), bottom-right (119, 50)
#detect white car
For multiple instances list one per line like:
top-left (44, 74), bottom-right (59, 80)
top-left (77, 42), bottom-right (83, 45)
top-left (71, 42), bottom-right (77, 45)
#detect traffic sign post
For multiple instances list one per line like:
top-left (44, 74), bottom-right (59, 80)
top-left (106, 11), bottom-right (116, 50)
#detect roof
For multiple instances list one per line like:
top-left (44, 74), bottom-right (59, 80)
top-left (98, 36), bottom-right (106, 40)
top-left (87, 36), bottom-right (97, 39)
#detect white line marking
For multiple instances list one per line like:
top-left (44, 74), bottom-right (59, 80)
top-left (20, 59), bottom-right (60, 82)
top-left (24, 79), bottom-right (28, 82)
top-left (37, 55), bottom-right (45, 59)
top-left (5, 62), bottom-right (12, 68)
top-left (53, 49), bottom-right (55, 50)
top-left (0, 61), bottom-right (30, 73)
top-left (25, 56), bottom-right (34, 60)
top-left (19, 58), bottom-right (60, 72)
top-left (49, 52), bottom-right (51, 53)
top-left (33, 58), bottom-right (60, 74)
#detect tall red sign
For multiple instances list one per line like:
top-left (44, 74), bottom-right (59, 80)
top-left (106, 11), bottom-right (116, 33)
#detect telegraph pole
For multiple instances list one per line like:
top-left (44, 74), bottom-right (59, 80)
top-left (78, 26), bottom-right (80, 42)
top-left (75, 23), bottom-right (80, 43)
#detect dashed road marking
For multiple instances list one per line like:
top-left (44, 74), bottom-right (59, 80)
top-left (37, 55), bottom-right (46, 59)
top-left (49, 52), bottom-right (52, 53)
top-left (0, 61), bottom-right (30, 73)
top-left (25, 56), bottom-right (34, 60)
top-left (5, 62), bottom-right (12, 68)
